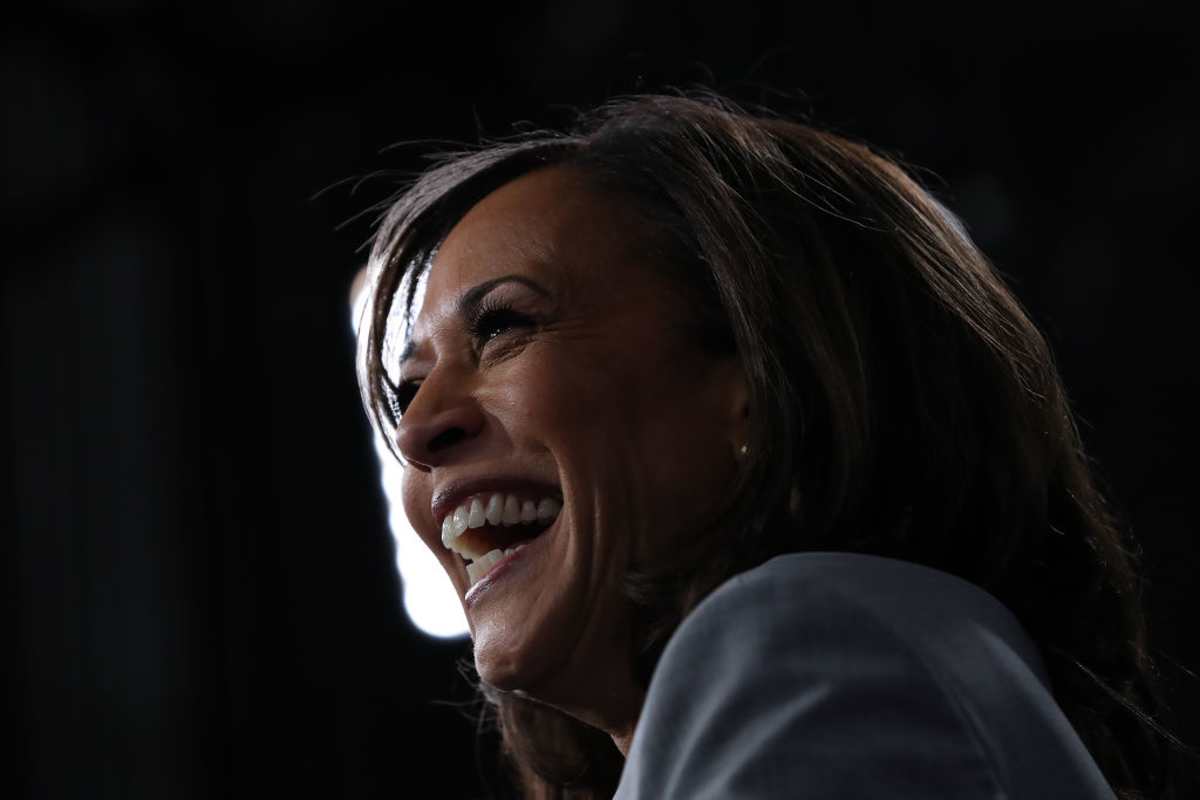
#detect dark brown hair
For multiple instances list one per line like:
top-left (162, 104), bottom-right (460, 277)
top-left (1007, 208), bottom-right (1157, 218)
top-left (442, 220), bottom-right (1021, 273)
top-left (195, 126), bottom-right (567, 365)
top-left (356, 93), bottom-right (1184, 799)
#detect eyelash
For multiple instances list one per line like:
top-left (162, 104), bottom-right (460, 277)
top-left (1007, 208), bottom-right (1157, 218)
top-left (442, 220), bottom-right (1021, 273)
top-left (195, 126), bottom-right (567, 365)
top-left (385, 379), bottom-right (419, 422)
top-left (467, 298), bottom-right (533, 345)
top-left (384, 300), bottom-right (533, 420)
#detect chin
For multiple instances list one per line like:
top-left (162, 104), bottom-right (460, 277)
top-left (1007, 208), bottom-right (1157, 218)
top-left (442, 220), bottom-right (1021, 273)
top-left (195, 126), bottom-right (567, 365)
top-left (469, 597), bottom-right (579, 700)
top-left (473, 637), bottom-right (544, 693)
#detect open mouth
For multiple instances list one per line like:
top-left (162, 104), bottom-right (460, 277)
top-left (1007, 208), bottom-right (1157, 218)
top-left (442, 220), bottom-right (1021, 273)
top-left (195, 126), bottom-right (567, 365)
top-left (440, 494), bottom-right (561, 588)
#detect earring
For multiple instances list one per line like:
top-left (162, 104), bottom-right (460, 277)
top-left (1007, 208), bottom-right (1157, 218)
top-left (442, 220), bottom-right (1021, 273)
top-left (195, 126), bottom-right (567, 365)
top-left (738, 443), bottom-right (749, 458)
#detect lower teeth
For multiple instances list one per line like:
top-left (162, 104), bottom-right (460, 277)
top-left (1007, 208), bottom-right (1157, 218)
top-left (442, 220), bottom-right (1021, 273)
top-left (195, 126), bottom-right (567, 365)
top-left (466, 543), bottom-right (529, 585)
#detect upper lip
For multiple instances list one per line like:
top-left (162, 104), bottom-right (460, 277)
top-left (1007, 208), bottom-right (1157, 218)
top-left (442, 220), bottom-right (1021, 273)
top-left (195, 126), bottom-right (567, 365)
top-left (431, 475), bottom-right (563, 529)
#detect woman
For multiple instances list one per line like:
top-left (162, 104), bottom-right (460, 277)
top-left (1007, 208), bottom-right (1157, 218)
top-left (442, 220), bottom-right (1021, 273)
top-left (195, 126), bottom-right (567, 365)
top-left (355, 94), bottom-right (1178, 798)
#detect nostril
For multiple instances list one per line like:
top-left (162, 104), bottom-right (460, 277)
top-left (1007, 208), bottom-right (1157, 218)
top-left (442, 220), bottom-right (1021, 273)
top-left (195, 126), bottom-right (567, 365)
top-left (395, 398), bottom-right (485, 468)
top-left (427, 427), bottom-right (467, 453)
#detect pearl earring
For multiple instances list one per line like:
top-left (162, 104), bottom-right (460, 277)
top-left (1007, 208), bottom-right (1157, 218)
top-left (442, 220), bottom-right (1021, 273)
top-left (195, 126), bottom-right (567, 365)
top-left (738, 444), bottom-right (749, 458)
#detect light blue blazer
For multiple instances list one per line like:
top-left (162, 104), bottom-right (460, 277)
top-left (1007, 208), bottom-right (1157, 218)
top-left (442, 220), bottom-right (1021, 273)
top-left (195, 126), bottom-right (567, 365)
top-left (614, 552), bottom-right (1116, 799)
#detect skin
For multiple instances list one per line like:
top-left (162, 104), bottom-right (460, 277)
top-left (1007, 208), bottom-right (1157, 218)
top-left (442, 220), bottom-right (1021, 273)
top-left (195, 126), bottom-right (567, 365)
top-left (391, 165), bottom-right (748, 755)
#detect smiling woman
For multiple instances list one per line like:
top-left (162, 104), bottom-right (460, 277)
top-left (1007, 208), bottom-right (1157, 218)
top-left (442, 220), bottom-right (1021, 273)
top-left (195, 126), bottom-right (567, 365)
top-left (383, 163), bottom-right (747, 753)
top-left (353, 94), bottom-right (1180, 798)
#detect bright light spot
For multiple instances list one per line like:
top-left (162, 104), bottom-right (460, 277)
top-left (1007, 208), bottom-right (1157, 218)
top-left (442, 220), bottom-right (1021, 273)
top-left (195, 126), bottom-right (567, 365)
top-left (374, 436), bottom-right (469, 639)
top-left (352, 264), bottom-right (468, 640)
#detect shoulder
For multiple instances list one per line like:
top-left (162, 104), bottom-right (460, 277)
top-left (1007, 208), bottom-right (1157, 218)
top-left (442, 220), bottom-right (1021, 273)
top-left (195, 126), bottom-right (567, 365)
top-left (615, 552), bottom-right (1116, 800)
top-left (680, 551), bottom-right (1049, 680)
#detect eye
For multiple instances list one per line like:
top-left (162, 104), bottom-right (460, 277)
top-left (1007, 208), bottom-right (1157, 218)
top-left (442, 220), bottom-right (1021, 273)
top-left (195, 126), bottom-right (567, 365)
top-left (384, 378), bottom-right (421, 421)
top-left (467, 298), bottom-right (534, 346)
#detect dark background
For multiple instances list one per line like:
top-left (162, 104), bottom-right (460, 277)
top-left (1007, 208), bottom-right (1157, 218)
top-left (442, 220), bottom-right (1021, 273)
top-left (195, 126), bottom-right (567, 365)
top-left (5, 2), bottom-right (1197, 797)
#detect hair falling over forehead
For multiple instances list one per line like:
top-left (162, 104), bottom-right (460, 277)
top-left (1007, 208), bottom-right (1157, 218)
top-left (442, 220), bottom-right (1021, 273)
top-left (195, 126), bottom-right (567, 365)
top-left (355, 92), bottom-right (1185, 800)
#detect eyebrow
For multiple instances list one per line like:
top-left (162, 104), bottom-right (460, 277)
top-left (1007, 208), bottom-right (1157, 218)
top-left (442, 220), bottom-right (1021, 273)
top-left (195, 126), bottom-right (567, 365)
top-left (398, 274), bottom-right (549, 365)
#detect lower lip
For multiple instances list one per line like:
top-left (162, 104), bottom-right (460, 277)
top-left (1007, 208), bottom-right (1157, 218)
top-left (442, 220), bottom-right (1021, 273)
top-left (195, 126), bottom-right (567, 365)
top-left (463, 518), bottom-right (556, 607)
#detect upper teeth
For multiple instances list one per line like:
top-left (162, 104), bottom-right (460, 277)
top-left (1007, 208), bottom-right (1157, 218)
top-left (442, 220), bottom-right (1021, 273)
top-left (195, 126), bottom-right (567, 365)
top-left (440, 493), bottom-right (561, 553)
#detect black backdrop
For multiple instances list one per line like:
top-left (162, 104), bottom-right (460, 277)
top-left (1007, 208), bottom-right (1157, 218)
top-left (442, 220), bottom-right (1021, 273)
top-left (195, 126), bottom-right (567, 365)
top-left (5, 3), bottom-right (1198, 798)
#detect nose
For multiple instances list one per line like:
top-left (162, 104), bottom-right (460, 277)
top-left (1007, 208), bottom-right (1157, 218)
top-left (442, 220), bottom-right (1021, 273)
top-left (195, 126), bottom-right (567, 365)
top-left (393, 372), bottom-right (486, 472)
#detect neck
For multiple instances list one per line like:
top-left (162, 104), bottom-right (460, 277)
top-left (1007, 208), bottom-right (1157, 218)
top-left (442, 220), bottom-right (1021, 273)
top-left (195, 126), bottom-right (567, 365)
top-left (516, 677), bottom-right (643, 758)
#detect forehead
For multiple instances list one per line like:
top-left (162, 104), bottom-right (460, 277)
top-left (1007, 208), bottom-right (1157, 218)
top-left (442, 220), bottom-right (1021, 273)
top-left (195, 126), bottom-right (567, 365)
top-left (409, 165), bottom-right (660, 330)
top-left (434, 166), bottom-right (588, 286)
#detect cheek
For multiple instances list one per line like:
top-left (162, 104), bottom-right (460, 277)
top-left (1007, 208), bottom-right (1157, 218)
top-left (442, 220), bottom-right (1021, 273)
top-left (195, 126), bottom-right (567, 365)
top-left (640, 412), bottom-right (731, 524)
top-left (490, 347), bottom-right (623, 442)
top-left (623, 369), bottom-right (738, 555)
top-left (487, 342), bottom-right (727, 550)
top-left (492, 350), bottom-right (653, 540)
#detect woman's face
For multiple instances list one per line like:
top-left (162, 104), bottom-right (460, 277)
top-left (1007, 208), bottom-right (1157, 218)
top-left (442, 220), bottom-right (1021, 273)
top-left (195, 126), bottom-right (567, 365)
top-left (391, 165), bottom-right (745, 730)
